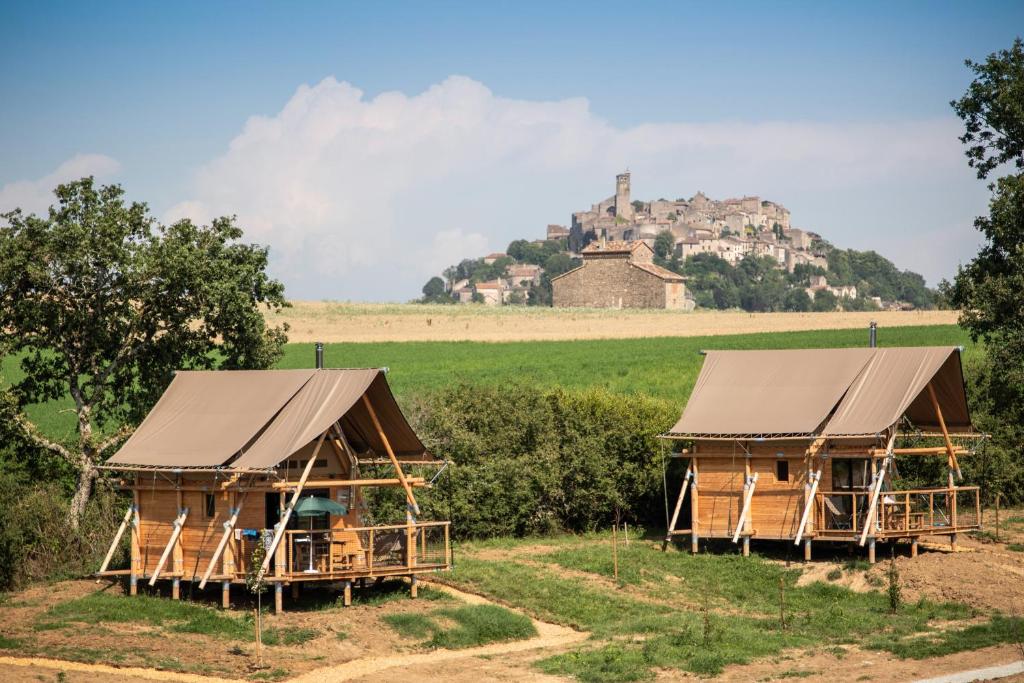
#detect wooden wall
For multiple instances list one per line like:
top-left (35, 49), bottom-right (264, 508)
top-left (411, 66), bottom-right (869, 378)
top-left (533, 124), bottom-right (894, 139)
top-left (692, 440), bottom-right (835, 541)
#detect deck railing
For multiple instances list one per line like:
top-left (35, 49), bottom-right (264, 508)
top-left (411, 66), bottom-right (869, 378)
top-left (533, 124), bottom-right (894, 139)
top-left (235, 521), bottom-right (451, 579)
top-left (814, 487), bottom-right (980, 538)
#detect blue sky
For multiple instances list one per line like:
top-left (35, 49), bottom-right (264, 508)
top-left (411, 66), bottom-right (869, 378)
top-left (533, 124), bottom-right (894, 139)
top-left (2, 1), bottom-right (1022, 300)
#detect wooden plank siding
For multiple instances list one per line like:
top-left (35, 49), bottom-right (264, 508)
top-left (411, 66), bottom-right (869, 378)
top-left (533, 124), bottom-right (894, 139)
top-left (693, 440), bottom-right (834, 541)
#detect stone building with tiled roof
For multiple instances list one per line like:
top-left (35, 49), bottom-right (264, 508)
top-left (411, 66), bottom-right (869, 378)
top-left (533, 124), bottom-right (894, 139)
top-left (551, 240), bottom-right (692, 309)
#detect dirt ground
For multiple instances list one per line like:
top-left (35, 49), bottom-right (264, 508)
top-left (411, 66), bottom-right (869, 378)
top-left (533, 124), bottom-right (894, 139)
top-left (267, 302), bottom-right (957, 343)
top-left (2, 516), bottom-right (1022, 683)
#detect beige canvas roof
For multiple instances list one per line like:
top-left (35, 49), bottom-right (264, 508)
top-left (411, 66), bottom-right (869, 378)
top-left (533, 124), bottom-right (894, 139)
top-left (107, 368), bottom-right (429, 470)
top-left (666, 346), bottom-right (971, 438)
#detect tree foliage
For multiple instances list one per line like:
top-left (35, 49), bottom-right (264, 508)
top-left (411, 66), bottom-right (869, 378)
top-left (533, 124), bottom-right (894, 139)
top-left (948, 39), bottom-right (1024, 502)
top-left (951, 37), bottom-right (1024, 180)
top-left (0, 177), bottom-right (289, 525)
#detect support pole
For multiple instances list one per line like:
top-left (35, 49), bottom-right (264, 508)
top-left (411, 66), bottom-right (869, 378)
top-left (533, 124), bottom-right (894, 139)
top-left (927, 383), bottom-right (963, 480)
top-left (410, 575), bottom-right (418, 599)
top-left (732, 473), bottom-right (759, 544)
top-left (257, 432), bottom-right (328, 580)
top-left (130, 574), bottom-right (138, 596)
top-left (859, 438), bottom-right (893, 547)
top-left (691, 458), bottom-right (700, 554)
top-left (794, 470), bottom-right (822, 546)
top-left (199, 501), bottom-right (243, 589)
top-left (361, 395), bottom-right (419, 515)
top-left (343, 580), bottom-right (352, 607)
top-left (98, 504), bottom-right (135, 576)
top-left (803, 539), bottom-right (812, 562)
top-left (149, 508), bottom-right (189, 586)
top-left (130, 489), bottom-right (141, 594)
top-left (274, 583), bottom-right (283, 614)
top-left (911, 538), bottom-right (918, 558)
top-left (664, 462), bottom-right (693, 548)
top-left (868, 538), bottom-right (876, 564)
top-left (172, 578), bottom-right (180, 600)
top-left (222, 580), bottom-right (230, 608)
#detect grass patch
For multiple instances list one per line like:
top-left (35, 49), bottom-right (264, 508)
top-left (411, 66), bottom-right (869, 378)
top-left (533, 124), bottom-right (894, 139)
top-left (262, 626), bottom-right (319, 646)
top-left (445, 533), bottom-right (976, 681)
top-left (40, 591), bottom-right (250, 640)
top-left (347, 579), bottom-right (451, 607)
top-left (250, 668), bottom-right (290, 681)
top-left (0, 634), bottom-right (23, 649)
top-left (383, 604), bottom-right (536, 649)
top-left (826, 568), bottom-right (843, 581)
top-left (870, 616), bottom-right (1024, 659)
top-left (1008, 543), bottom-right (1024, 552)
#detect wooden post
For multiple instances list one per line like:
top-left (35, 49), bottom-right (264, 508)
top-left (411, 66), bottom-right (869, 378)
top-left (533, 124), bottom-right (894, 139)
top-left (362, 395), bottom-right (419, 514)
top-left (612, 515), bottom-right (619, 580)
top-left (995, 493), bottom-right (1001, 542)
top-left (859, 451), bottom-right (890, 547)
top-left (794, 470), bottom-right (821, 546)
top-left (803, 539), bottom-right (811, 562)
top-left (910, 538), bottom-right (918, 558)
top-left (663, 462), bottom-right (692, 549)
top-left (732, 472), bottom-right (758, 545)
top-left (927, 383), bottom-right (962, 480)
top-left (172, 578), bottom-right (180, 600)
top-left (172, 483), bottom-right (184, 581)
top-left (222, 580), bottom-right (230, 608)
top-left (130, 489), bottom-right (140, 595)
top-left (950, 533), bottom-right (958, 551)
top-left (343, 580), bottom-right (352, 607)
top-left (274, 583), bottom-right (283, 614)
top-left (257, 432), bottom-right (327, 579)
top-left (691, 457), bottom-right (700, 554)
top-left (868, 538), bottom-right (876, 564)
top-left (149, 508), bottom-right (189, 586)
top-left (410, 575), bottom-right (418, 599)
top-left (99, 504), bottom-right (135, 577)
top-left (199, 497), bottom-right (243, 589)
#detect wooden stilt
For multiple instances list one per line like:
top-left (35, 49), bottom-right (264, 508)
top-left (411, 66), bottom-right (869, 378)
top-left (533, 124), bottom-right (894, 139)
top-left (690, 457), bottom-right (700, 554)
top-left (950, 533), bottom-right (957, 552)
top-left (275, 583), bottom-right (283, 614)
top-left (343, 580), bottom-right (352, 607)
top-left (742, 536), bottom-right (750, 557)
top-left (911, 539), bottom-right (918, 558)
top-left (868, 539), bottom-right (876, 564)
top-left (172, 578), bottom-right (180, 600)
top-left (803, 539), bottom-right (812, 562)
top-left (221, 580), bottom-right (230, 608)
top-left (130, 574), bottom-right (138, 596)
top-left (410, 575), bottom-right (418, 599)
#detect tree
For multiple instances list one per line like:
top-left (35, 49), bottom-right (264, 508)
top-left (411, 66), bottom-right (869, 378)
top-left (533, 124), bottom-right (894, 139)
top-left (420, 276), bottom-right (449, 303)
top-left (951, 38), bottom-right (1024, 180)
top-left (0, 178), bottom-right (288, 527)
top-left (783, 288), bottom-right (812, 312)
top-left (631, 200), bottom-right (645, 214)
top-left (812, 290), bottom-right (838, 312)
top-left (653, 230), bottom-right (675, 260)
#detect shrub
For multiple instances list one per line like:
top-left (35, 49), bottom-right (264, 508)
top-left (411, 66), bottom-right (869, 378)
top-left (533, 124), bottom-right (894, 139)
top-left (404, 384), bottom-right (677, 538)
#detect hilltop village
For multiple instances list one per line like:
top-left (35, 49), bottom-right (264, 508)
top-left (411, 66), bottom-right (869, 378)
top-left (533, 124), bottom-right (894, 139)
top-left (423, 172), bottom-right (935, 311)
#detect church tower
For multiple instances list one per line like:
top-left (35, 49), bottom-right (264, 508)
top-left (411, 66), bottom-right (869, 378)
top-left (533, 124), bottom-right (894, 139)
top-left (615, 172), bottom-right (633, 221)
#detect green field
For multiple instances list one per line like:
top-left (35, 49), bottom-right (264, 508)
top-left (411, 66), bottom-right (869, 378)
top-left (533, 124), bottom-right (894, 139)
top-left (4, 324), bottom-right (973, 442)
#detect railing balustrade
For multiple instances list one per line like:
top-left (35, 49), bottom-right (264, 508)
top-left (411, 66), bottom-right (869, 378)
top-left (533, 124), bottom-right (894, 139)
top-left (813, 487), bottom-right (979, 537)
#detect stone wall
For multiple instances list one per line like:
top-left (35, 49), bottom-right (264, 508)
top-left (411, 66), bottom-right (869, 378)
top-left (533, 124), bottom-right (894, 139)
top-left (553, 256), bottom-right (673, 308)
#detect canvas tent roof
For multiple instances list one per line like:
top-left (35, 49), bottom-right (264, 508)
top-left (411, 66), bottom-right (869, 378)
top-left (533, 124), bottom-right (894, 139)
top-left (666, 346), bottom-right (971, 439)
top-left (106, 368), bottom-right (430, 470)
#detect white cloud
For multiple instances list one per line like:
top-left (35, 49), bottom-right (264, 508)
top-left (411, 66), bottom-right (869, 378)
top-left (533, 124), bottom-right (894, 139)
top-left (169, 76), bottom-right (987, 300)
top-left (0, 154), bottom-right (121, 215)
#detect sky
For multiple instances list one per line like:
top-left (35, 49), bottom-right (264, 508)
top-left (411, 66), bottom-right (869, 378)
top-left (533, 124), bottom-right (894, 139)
top-left (1, 1), bottom-right (1022, 301)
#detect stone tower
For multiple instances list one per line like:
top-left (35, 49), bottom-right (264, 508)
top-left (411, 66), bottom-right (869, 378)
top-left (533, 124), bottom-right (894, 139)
top-left (615, 172), bottom-right (633, 221)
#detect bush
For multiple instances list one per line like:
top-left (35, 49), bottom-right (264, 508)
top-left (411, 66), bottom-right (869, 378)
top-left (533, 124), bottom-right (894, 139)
top-left (0, 473), bottom-right (125, 590)
top-left (406, 384), bottom-right (677, 538)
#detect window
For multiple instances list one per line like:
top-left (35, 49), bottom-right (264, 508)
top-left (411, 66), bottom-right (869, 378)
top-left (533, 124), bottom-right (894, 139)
top-left (205, 493), bottom-right (216, 518)
top-left (776, 460), bottom-right (789, 482)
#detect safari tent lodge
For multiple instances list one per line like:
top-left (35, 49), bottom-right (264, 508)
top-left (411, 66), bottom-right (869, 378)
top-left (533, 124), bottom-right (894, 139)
top-left (662, 346), bottom-right (982, 562)
top-left (96, 359), bottom-right (451, 612)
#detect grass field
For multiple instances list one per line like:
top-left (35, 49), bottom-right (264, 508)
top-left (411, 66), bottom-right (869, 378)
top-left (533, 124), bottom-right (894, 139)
top-left (3, 324), bottom-right (974, 442)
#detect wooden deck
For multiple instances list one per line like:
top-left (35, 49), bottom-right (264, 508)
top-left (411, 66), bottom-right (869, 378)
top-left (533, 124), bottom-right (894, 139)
top-left (812, 486), bottom-right (980, 540)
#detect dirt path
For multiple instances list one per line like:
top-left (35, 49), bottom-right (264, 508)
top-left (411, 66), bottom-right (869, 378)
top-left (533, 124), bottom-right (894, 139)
top-left (270, 303), bottom-right (956, 343)
top-left (0, 655), bottom-right (234, 683)
top-left (288, 582), bottom-right (587, 682)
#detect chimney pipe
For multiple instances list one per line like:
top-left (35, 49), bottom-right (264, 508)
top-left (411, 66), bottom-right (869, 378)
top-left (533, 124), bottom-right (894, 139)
top-left (869, 321), bottom-right (877, 348)
top-left (315, 342), bottom-right (324, 369)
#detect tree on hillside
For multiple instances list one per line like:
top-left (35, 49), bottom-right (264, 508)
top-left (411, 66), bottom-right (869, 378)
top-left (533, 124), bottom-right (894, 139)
top-left (811, 290), bottom-right (838, 312)
top-left (0, 178), bottom-right (289, 527)
top-left (653, 230), bottom-right (675, 260)
top-left (420, 276), bottom-right (451, 303)
top-left (948, 38), bottom-right (1024, 501)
